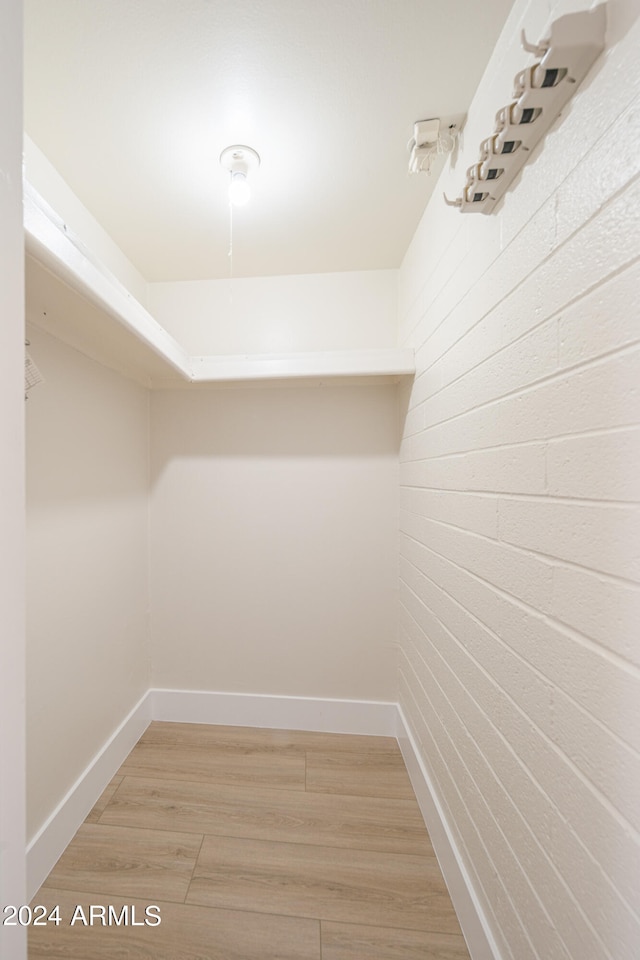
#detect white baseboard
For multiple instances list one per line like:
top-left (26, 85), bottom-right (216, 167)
top-left (150, 688), bottom-right (399, 736)
top-left (27, 687), bottom-right (499, 960)
top-left (26, 689), bottom-right (395, 899)
top-left (26, 691), bottom-right (152, 899)
top-left (396, 705), bottom-right (500, 960)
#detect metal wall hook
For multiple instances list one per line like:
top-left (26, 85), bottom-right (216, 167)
top-left (520, 28), bottom-right (549, 58)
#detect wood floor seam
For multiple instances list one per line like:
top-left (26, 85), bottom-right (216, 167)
top-left (184, 832), bottom-right (206, 905)
top-left (29, 722), bottom-right (470, 960)
top-left (38, 883), bottom-right (195, 910)
top-left (38, 880), bottom-right (463, 938)
top-left (195, 831), bottom-right (440, 860)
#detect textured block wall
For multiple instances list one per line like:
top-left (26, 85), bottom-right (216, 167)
top-left (397, 1), bottom-right (640, 957)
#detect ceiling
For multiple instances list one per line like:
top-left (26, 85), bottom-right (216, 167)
top-left (24, 0), bottom-right (514, 282)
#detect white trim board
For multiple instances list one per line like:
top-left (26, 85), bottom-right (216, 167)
top-left (396, 705), bottom-right (502, 960)
top-left (26, 691), bottom-right (152, 898)
top-left (26, 688), bottom-right (499, 960)
top-left (150, 688), bottom-right (398, 735)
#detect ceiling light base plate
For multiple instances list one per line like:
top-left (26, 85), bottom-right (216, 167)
top-left (219, 145), bottom-right (261, 177)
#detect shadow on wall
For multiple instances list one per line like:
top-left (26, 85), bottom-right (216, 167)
top-left (150, 383), bottom-right (404, 483)
top-left (147, 381), bottom-right (402, 701)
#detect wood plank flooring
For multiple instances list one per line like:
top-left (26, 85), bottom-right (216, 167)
top-left (29, 722), bottom-right (471, 959)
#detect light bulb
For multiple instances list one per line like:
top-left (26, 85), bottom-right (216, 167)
top-left (229, 171), bottom-right (251, 207)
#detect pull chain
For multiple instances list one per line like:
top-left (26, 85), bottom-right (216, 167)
top-left (228, 198), bottom-right (234, 311)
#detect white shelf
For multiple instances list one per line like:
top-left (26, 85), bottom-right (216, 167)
top-left (24, 183), bottom-right (415, 387)
top-left (189, 349), bottom-right (415, 384)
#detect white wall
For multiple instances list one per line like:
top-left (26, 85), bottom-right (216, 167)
top-left (0, 1), bottom-right (26, 955)
top-left (25, 327), bottom-right (150, 842)
top-left (397, 1), bottom-right (640, 958)
top-left (148, 269), bottom-right (398, 356)
top-left (150, 384), bottom-right (399, 701)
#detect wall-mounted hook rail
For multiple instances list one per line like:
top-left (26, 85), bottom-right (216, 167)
top-left (444, 5), bottom-right (606, 214)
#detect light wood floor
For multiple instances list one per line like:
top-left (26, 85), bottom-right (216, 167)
top-left (29, 722), bottom-right (471, 959)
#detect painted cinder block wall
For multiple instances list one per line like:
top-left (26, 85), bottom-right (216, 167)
top-left (397, 0), bottom-right (640, 957)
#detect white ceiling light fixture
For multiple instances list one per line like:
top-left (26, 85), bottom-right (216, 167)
top-left (407, 115), bottom-right (464, 176)
top-left (219, 145), bottom-right (260, 207)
